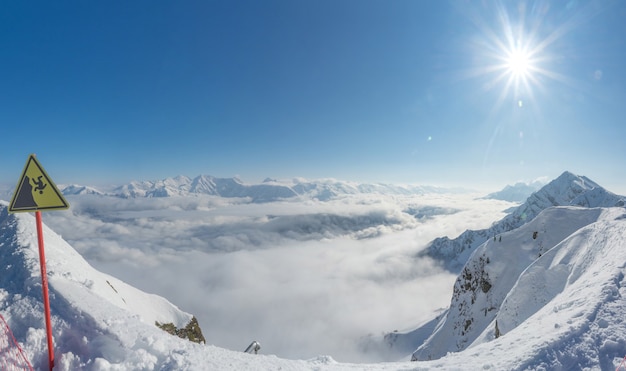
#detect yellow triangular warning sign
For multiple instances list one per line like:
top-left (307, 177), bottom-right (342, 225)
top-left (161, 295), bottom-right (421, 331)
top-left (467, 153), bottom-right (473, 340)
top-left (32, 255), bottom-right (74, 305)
top-left (8, 154), bottom-right (69, 213)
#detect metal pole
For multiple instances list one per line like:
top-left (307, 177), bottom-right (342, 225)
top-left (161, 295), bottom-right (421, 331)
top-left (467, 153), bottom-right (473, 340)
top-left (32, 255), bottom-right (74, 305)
top-left (36, 211), bottom-right (54, 370)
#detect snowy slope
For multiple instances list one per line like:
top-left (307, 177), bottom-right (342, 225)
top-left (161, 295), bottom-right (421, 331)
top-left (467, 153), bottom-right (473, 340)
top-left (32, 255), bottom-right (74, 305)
top-left (0, 203), bottom-right (201, 369)
top-left (422, 171), bottom-right (625, 271)
top-left (408, 204), bottom-right (626, 369)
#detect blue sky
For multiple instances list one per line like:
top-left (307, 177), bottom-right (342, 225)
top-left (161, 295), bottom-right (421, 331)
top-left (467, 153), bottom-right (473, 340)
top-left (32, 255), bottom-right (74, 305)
top-left (1, 0), bottom-right (625, 193)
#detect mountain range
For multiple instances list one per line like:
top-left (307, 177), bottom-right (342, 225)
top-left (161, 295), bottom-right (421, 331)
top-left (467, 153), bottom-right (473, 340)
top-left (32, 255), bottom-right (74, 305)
top-left (1, 171), bottom-right (626, 369)
top-left (58, 175), bottom-right (465, 202)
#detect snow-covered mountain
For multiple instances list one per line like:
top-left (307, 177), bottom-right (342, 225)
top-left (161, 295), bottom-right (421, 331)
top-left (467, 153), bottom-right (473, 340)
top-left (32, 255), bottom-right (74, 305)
top-left (411, 206), bottom-right (626, 364)
top-left (422, 171), bottom-right (625, 271)
top-left (482, 179), bottom-right (545, 202)
top-left (60, 184), bottom-right (105, 196)
top-left (61, 175), bottom-right (463, 202)
top-left (288, 179), bottom-right (454, 201)
top-left (111, 175), bottom-right (298, 202)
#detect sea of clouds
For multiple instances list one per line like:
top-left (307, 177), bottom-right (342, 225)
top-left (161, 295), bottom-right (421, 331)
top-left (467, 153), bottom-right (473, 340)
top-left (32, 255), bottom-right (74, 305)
top-left (38, 192), bottom-right (513, 362)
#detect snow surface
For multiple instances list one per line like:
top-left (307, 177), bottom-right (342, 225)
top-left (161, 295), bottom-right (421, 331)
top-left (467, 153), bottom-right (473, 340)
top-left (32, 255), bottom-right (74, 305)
top-left (2, 173), bottom-right (626, 369)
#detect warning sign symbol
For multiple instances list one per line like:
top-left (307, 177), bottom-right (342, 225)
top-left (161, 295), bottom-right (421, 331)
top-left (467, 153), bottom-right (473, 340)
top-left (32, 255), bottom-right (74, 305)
top-left (8, 154), bottom-right (69, 213)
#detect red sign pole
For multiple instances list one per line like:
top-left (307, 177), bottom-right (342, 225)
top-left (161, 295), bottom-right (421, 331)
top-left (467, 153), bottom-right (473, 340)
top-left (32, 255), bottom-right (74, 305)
top-left (35, 211), bottom-right (55, 370)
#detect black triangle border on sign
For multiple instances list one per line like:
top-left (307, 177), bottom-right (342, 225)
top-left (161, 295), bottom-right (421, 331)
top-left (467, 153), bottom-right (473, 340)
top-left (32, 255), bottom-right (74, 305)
top-left (8, 154), bottom-right (70, 213)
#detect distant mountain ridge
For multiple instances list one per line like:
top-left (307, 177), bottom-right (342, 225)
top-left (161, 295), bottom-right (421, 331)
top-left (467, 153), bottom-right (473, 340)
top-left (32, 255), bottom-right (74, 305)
top-left (420, 171), bottom-right (625, 272)
top-left (111, 175), bottom-right (299, 202)
top-left (482, 180), bottom-right (546, 202)
top-left (61, 184), bottom-right (105, 196)
top-left (59, 175), bottom-right (463, 202)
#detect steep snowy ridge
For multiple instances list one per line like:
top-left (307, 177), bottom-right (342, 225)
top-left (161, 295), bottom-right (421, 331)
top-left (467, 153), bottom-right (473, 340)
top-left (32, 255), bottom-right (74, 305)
top-left (0, 203), bottom-right (202, 369)
top-left (422, 171), bottom-right (625, 271)
top-left (411, 206), bottom-right (626, 368)
top-left (412, 207), bottom-right (609, 359)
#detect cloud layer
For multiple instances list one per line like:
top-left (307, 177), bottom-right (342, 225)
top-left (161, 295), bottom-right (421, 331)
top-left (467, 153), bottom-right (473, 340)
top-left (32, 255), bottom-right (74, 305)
top-left (39, 192), bottom-right (512, 361)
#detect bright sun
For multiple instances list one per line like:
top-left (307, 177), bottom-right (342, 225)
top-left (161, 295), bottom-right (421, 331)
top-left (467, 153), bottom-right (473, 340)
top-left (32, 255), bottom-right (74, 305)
top-left (462, 2), bottom-right (562, 108)
top-left (464, 1), bottom-right (574, 112)
top-left (506, 49), bottom-right (531, 77)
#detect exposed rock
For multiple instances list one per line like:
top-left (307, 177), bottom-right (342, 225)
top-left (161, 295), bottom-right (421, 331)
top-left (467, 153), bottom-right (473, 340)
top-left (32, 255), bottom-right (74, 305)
top-left (156, 316), bottom-right (206, 344)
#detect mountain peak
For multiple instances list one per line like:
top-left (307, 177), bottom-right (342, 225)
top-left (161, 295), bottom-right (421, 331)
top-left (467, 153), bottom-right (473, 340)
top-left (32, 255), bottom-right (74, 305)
top-left (549, 171), bottom-right (599, 192)
top-left (557, 170), bottom-right (577, 178)
top-left (422, 171), bottom-right (625, 271)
